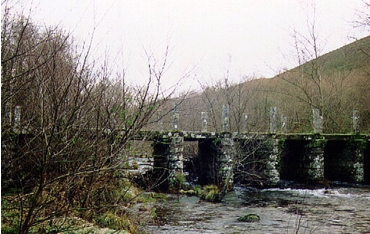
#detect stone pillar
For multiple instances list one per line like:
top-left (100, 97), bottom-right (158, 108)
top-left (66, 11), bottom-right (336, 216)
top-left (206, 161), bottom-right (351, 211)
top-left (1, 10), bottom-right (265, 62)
top-left (201, 112), bottom-right (208, 133)
top-left (219, 136), bottom-right (234, 190)
top-left (347, 139), bottom-right (365, 183)
top-left (152, 134), bottom-right (184, 191)
top-left (353, 146), bottom-right (364, 183)
top-left (312, 108), bottom-right (323, 134)
top-left (168, 134), bottom-right (184, 176)
top-left (265, 138), bottom-right (280, 185)
top-left (352, 110), bottom-right (360, 134)
top-left (14, 106), bottom-right (21, 125)
top-left (14, 106), bottom-right (21, 132)
top-left (222, 104), bottom-right (230, 132)
top-left (281, 114), bottom-right (287, 134)
top-left (270, 107), bottom-right (277, 134)
top-left (243, 113), bottom-right (248, 133)
top-left (157, 111), bottom-right (163, 132)
top-left (172, 103), bottom-right (180, 131)
top-left (305, 139), bottom-right (325, 182)
top-left (5, 102), bottom-right (11, 125)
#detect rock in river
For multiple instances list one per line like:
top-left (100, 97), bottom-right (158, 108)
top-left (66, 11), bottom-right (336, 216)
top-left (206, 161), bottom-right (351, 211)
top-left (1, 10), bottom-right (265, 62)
top-left (237, 213), bottom-right (260, 222)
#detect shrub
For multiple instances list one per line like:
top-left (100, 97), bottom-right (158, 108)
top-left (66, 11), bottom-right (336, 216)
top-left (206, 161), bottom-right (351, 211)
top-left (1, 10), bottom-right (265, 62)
top-left (199, 185), bottom-right (220, 202)
top-left (169, 173), bottom-right (187, 192)
top-left (1, 198), bottom-right (21, 234)
top-left (95, 211), bottom-right (137, 233)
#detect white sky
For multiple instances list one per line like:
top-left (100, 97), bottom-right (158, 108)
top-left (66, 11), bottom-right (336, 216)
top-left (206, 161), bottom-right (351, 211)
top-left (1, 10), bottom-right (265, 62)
top-left (9, 0), bottom-right (370, 92)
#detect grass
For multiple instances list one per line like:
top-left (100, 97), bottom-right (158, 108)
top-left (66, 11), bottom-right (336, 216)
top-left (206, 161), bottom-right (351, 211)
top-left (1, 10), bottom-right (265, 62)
top-left (199, 185), bottom-right (220, 202)
top-left (1, 179), bottom-right (164, 234)
top-left (94, 211), bottom-right (136, 233)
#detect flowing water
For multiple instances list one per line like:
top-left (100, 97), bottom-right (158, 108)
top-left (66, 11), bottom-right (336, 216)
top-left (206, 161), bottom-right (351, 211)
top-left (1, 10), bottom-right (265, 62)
top-left (142, 185), bottom-right (370, 234)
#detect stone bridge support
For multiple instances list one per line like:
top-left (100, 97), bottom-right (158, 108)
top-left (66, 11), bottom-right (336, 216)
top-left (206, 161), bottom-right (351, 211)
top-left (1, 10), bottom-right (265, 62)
top-left (353, 146), bottom-right (365, 183)
top-left (324, 138), bottom-right (366, 184)
top-left (305, 138), bottom-right (325, 183)
top-left (265, 137), bottom-right (280, 185)
top-left (218, 136), bottom-right (234, 191)
top-left (169, 134), bottom-right (184, 176)
top-left (280, 138), bottom-right (325, 184)
top-left (281, 137), bottom-right (367, 184)
top-left (152, 133), bottom-right (184, 190)
top-left (196, 136), bottom-right (234, 190)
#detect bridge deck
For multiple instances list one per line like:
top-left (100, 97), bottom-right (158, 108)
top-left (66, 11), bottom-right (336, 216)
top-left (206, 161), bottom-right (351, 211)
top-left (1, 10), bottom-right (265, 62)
top-left (135, 131), bottom-right (370, 141)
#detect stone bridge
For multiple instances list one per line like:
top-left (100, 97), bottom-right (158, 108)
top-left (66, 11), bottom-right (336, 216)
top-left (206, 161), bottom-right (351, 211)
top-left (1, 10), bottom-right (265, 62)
top-left (4, 104), bottom-right (370, 190)
top-left (137, 106), bottom-right (369, 190)
top-left (147, 131), bottom-right (370, 190)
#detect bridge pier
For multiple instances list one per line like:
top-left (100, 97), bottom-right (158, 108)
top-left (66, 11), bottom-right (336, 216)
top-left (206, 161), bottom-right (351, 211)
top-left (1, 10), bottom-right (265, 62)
top-left (305, 139), bottom-right (325, 183)
top-left (169, 134), bottom-right (184, 175)
top-left (218, 136), bottom-right (234, 191)
top-left (324, 139), bottom-right (366, 184)
top-left (353, 146), bottom-right (364, 183)
top-left (280, 138), bottom-right (325, 184)
top-left (196, 136), bottom-right (234, 190)
top-left (265, 138), bottom-right (280, 185)
top-left (152, 133), bottom-right (184, 190)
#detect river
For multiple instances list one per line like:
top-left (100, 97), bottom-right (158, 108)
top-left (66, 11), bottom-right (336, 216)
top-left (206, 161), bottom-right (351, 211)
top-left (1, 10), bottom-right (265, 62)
top-left (141, 185), bottom-right (370, 234)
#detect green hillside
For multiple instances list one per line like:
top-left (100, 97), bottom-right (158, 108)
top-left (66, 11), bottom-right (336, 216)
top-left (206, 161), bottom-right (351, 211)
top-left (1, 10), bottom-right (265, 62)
top-left (293, 35), bottom-right (370, 75)
top-left (324, 36), bottom-right (370, 71)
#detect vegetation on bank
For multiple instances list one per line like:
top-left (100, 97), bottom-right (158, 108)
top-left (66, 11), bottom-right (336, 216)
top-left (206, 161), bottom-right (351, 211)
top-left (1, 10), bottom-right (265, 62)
top-left (1, 179), bottom-right (166, 233)
top-left (1, 2), bottom-right (176, 233)
top-left (168, 173), bottom-right (220, 202)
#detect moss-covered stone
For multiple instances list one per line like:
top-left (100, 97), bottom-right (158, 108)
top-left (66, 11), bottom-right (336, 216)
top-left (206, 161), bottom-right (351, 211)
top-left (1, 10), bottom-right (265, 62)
top-left (237, 213), bottom-right (260, 222)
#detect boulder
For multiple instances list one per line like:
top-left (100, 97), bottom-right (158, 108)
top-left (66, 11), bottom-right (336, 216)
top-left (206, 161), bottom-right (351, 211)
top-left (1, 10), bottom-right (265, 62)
top-left (237, 214), bottom-right (260, 222)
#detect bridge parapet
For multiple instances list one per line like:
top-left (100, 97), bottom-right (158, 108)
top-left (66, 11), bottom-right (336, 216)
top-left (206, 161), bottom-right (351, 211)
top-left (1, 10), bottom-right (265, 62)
top-left (136, 130), bottom-right (370, 142)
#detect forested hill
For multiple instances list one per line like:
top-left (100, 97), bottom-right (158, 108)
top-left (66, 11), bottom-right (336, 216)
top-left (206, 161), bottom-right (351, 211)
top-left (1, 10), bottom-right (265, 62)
top-left (170, 36), bottom-right (370, 133)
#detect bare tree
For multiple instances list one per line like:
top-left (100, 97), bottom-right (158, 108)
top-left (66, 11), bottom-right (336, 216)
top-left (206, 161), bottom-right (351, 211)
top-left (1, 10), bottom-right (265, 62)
top-left (282, 7), bottom-right (326, 118)
top-left (1, 4), bottom-right (181, 233)
top-left (274, 5), bottom-right (362, 133)
top-left (354, 1), bottom-right (370, 29)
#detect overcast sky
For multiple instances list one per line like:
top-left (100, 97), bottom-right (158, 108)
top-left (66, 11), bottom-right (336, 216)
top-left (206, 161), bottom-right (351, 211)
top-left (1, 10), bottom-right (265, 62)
top-left (10, 0), bottom-right (369, 92)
